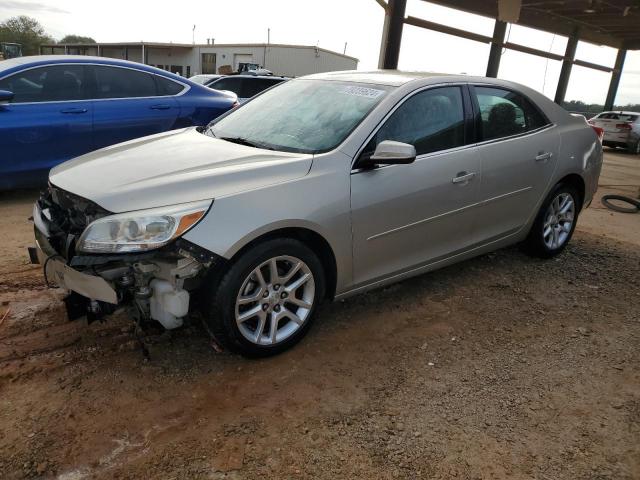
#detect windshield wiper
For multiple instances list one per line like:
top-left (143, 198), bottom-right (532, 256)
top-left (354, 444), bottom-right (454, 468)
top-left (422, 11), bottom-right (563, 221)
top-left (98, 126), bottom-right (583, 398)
top-left (219, 136), bottom-right (268, 149)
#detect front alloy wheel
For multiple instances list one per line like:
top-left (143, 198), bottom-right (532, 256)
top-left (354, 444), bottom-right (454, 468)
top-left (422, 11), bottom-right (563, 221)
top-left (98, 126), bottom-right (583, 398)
top-left (235, 256), bottom-right (315, 346)
top-left (204, 238), bottom-right (325, 357)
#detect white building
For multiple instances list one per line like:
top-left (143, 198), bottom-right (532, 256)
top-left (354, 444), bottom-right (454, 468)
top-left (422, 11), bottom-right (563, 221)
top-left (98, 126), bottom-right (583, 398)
top-left (39, 42), bottom-right (359, 77)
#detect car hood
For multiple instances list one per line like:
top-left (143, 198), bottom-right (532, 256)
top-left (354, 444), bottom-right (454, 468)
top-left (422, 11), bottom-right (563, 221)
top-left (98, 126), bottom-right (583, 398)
top-left (49, 127), bottom-right (313, 213)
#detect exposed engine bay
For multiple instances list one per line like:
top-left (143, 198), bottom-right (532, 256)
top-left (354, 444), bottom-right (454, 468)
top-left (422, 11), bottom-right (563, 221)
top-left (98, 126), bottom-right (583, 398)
top-left (31, 185), bottom-right (219, 330)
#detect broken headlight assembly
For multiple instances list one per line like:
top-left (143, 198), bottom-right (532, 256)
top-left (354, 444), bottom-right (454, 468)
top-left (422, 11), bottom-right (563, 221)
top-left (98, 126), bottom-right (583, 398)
top-left (76, 200), bottom-right (212, 254)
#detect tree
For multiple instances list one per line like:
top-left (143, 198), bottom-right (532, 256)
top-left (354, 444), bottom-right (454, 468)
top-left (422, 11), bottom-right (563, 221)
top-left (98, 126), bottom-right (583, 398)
top-left (59, 35), bottom-right (96, 44)
top-left (0, 16), bottom-right (55, 55)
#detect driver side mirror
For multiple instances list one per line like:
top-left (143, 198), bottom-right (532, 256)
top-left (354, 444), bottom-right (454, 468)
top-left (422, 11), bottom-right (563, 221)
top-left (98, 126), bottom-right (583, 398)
top-left (0, 89), bottom-right (14, 105)
top-left (358, 140), bottom-right (416, 169)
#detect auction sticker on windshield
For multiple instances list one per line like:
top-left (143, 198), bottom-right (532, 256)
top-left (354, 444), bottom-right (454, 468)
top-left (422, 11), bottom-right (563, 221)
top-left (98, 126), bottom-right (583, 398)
top-left (339, 86), bottom-right (385, 98)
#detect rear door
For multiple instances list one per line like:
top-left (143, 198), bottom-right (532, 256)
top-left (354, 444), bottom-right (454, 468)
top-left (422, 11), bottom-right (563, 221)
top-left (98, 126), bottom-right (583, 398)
top-left (89, 65), bottom-right (180, 150)
top-left (470, 85), bottom-right (559, 243)
top-left (0, 64), bottom-right (93, 188)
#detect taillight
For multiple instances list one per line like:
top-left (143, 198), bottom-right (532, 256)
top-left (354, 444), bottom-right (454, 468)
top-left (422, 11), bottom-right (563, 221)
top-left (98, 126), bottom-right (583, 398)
top-left (591, 125), bottom-right (604, 143)
top-left (232, 101), bottom-right (240, 108)
top-left (615, 123), bottom-right (632, 130)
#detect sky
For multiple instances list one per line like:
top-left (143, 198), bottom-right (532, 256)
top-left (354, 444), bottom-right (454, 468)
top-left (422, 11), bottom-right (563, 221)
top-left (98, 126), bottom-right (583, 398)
top-left (1, 0), bottom-right (639, 105)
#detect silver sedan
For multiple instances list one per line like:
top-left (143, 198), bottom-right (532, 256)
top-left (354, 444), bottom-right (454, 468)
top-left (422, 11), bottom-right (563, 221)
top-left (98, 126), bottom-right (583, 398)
top-left (33, 71), bottom-right (603, 357)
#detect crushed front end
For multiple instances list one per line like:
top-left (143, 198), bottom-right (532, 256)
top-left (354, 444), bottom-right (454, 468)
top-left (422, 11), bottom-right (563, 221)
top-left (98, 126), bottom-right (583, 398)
top-left (30, 185), bottom-right (218, 329)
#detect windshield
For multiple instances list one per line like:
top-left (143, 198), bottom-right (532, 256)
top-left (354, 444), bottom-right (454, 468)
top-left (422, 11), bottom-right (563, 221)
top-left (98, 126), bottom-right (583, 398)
top-left (207, 79), bottom-right (391, 154)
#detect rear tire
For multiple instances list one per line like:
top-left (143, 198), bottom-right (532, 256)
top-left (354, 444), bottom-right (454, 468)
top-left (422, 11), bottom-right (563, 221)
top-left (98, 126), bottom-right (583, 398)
top-left (203, 238), bottom-right (325, 357)
top-left (523, 183), bottom-right (580, 258)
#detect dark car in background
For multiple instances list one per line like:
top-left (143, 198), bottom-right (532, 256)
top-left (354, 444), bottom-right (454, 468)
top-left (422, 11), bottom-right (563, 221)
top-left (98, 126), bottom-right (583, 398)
top-left (0, 56), bottom-right (238, 190)
top-left (206, 74), bottom-right (287, 103)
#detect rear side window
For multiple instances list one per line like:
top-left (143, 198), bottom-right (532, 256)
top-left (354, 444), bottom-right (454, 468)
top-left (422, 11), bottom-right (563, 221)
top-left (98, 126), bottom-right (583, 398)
top-left (365, 86), bottom-right (466, 156)
top-left (0, 65), bottom-right (87, 103)
top-left (94, 66), bottom-right (157, 99)
top-left (474, 86), bottom-right (548, 141)
top-left (155, 76), bottom-right (184, 96)
top-left (209, 77), bottom-right (243, 95)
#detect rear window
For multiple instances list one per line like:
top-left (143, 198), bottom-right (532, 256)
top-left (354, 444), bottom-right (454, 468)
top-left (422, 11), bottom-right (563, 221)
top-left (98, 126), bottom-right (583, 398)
top-left (597, 113), bottom-right (638, 122)
top-left (241, 78), bottom-right (283, 98)
top-left (209, 77), bottom-right (242, 95)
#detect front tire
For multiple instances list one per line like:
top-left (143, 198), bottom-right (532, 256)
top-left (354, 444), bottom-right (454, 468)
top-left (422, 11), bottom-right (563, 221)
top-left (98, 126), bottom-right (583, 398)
top-left (523, 183), bottom-right (580, 258)
top-left (204, 238), bottom-right (325, 357)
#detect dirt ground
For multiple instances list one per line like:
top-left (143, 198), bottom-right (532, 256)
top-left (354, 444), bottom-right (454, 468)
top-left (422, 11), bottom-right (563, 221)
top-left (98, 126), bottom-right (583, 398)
top-left (0, 150), bottom-right (639, 480)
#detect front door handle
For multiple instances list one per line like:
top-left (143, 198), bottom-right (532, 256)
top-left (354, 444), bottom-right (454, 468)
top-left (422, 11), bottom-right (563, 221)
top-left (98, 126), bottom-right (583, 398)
top-left (60, 107), bottom-right (88, 114)
top-left (452, 171), bottom-right (476, 185)
top-left (535, 152), bottom-right (553, 162)
top-left (150, 104), bottom-right (171, 110)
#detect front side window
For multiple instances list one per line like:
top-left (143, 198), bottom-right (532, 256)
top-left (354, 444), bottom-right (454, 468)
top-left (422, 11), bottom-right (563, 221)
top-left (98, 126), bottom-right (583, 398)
top-left (475, 87), bottom-right (548, 141)
top-left (365, 86), bottom-right (466, 157)
top-left (94, 66), bottom-right (157, 99)
top-left (208, 80), bottom-right (390, 154)
top-left (0, 65), bottom-right (86, 103)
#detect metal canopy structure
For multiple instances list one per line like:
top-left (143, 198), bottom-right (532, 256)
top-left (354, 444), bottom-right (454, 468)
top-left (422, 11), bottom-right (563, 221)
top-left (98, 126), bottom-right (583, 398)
top-left (377, 0), bottom-right (640, 109)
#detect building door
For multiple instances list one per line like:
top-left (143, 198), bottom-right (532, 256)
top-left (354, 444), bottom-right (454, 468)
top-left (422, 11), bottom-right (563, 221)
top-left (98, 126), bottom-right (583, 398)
top-left (201, 53), bottom-right (216, 74)
top-left (234, 54), bottom-right (253, 71)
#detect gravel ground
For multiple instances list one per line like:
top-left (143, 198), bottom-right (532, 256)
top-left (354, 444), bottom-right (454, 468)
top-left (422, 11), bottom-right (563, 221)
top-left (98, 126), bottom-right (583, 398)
top-left (0, 150), bottom-right (638, 480)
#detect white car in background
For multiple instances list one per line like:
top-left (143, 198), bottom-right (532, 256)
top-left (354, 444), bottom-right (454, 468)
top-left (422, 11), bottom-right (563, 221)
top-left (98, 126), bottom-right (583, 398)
top-left (189, 74), bottom-right (222, 85)
top-left (589, 111), bottom-right (640, 154)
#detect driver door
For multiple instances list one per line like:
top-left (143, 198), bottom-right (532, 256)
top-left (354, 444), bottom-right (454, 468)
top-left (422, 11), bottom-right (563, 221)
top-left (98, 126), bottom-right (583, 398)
top-left (350, 85), bottom-right (480, 287)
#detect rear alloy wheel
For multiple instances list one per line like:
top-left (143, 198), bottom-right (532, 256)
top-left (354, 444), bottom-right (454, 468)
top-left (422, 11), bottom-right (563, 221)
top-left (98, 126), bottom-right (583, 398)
top-left (524, 183), bottom-right (580, 258)
top-left (205, 239), bottom-right (325, 357)
top-left (542, 192), bottom-right (575, 250)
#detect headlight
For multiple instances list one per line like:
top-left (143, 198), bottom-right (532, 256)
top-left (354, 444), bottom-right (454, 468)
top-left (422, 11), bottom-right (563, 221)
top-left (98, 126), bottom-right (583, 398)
top-left (77, 200), bottom-right (211, 253)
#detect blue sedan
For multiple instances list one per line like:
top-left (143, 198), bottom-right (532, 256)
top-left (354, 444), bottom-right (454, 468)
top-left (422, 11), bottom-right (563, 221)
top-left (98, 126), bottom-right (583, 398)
top-left (0, 56), bottom-right (238, 190)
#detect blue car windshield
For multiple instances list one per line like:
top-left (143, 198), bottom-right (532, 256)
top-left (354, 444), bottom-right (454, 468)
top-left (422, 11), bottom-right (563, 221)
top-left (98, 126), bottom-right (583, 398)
top-left (207, 79), bottom-right (391, 154)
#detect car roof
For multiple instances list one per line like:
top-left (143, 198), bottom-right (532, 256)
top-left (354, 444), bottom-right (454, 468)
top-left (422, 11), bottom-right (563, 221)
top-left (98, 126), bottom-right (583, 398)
top-left (303, 70), bottom-right (459, 86)
top-left (214, 75), bottom-right (288, 80)
top-left (598, 110), bottom-right (640, 116)
top-left (0, 55), bottom-right (188, 82)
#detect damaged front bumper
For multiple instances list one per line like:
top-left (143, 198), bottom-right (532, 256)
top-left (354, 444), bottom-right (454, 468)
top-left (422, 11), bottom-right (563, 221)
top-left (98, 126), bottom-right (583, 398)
top-left (30, 189), bottom-right (220, 329)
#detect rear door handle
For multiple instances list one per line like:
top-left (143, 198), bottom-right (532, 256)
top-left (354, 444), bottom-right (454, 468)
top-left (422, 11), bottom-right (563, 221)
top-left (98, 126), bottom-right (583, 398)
top-left (452, 172), bottom-right (476, 185)
top-left (60, 107), bottom-right (88, 114)
top-left (535, 152), bottom-right (553, 162)
top-left (150, 104), bottom-right (171, 110)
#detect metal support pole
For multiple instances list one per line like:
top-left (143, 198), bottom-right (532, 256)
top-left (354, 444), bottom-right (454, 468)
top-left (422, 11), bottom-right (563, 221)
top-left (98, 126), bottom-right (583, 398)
top-left (378, 0), bottom-right (407, 70)
top-left (554, 28), bottom-right (579, 106)
top-left (486, 20), bottom-right (507, 78)
top-left (604, 48), bottom-right (627, 111)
